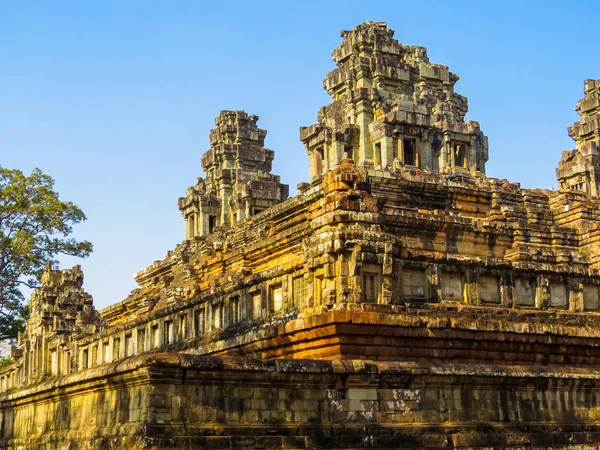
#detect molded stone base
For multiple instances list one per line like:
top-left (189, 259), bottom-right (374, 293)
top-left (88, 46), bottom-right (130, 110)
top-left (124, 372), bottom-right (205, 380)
top-left (2, 354), bottom-right (600, 449)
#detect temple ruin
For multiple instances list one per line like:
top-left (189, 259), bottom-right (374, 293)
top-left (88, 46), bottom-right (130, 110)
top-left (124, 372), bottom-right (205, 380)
top-left (2, 21), bottom-right (600, 449)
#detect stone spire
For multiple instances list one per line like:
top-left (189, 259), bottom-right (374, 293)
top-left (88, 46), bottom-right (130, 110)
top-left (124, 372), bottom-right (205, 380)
top-left (179, 110), bottom-right (289, 238)
top-left (557, 79), bottom-right (600, 196)
top-left (300, 21), bottom-right (489, 182)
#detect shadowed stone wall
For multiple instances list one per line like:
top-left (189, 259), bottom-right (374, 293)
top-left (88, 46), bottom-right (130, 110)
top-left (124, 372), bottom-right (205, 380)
top-left (2, 354), bottom-right (600, 449)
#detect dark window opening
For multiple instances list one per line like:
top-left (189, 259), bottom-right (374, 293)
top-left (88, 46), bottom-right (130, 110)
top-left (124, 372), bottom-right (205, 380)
top-left (344, 145), bottom-right (353, 160)
top-left (208, 215), bottom-right (217, 233)
top-left (454, 144), bottom-right (466, 167)
top-left (403, 139), bottom-right (416, 166)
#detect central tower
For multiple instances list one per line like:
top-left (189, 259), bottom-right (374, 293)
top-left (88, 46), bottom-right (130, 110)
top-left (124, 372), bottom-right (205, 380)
top-left (300, 21), bottom-right (489, 182)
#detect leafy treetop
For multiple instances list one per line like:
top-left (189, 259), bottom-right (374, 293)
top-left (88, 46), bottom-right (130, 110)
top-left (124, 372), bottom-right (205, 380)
top-left (0, 167), bottom-right (92, 340)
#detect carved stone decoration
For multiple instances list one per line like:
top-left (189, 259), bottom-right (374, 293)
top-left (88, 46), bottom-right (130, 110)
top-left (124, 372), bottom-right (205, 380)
top-left (557, 79), bottom-right (600, 195)
top-left (178, 110), bottom-right (289, 238)
top-left (300, 21), bottom-right (489, 182)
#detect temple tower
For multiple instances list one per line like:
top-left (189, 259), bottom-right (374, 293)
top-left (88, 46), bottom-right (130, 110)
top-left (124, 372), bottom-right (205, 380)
top-left (300, 21), bottom-right (489, 182)
top-left (179, 110), bottom-right (289, 238)
top-left (17, 264), bottom-right (101, 383)
top-left (557, 79), bottom-right (600, 196)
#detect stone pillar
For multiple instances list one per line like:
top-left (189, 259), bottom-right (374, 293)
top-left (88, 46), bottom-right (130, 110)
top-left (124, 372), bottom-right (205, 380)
top-left (357, 101), bottom-right (373, 165)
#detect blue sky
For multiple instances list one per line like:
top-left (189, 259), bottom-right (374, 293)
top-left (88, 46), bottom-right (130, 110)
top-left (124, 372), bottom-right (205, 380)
top-left (2, 1), bottom-right (599, 309)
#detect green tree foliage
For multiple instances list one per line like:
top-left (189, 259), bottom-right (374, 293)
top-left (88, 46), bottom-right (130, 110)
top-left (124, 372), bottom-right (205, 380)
top-left (0, 167), bottom-right (92, 340)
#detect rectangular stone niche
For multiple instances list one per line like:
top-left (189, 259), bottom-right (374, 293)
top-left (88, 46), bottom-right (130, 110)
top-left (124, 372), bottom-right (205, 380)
top-left (549, 282), bottom-right (568, 309)
top-left (401, 269), bottom-right (427, 298)
top-left (515, 278), bottom-right (536, 306)
top-left (479, 275), bottom-right (501, 304)
top-left (441, 272), bottom-right (463, 302)
top-left (584, 284), bottom-right (600, 311)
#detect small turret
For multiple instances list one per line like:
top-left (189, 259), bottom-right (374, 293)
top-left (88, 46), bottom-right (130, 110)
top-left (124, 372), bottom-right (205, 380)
top-left (557, 79), bottom-right (600, 195)
top-left (178, 110), bottom-right (289, 239)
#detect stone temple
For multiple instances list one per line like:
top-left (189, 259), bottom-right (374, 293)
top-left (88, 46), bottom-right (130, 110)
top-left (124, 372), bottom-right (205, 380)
top-left (2, 21), bottom-right (600, 449)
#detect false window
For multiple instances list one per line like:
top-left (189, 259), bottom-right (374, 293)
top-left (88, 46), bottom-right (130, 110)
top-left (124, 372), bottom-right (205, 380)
top-left (102, 342), bottom-right (110, 363)
top-left (178, 314), bottom-right (188, 340)
top-left (194, 308), bottom-right (205, 335)
top-left (49, 349), bottom-right (58, 375)
top-left (208, 215), bottom-right (217, 233)
top-left (454, 144), bottom-right (467, 168)
top-left (361, 264), bottom-right (382, 303)
top-left (549, 282), bottom-right (568, 309)
top-left (374, 142), bottom-right (382, 165)
top-left (270, 284), bottom-right (283, 313)
top-left (441, 272), bottom-right (464, 302)
top-left (230, 297), bottom-right (241, 324)
top-left (584, 285), bottom-right (600, 311)
top-left (315, 146), bottom-right (324, 175)
top-left (113, 338), bottom-right (121, 361)
top-left (187, 214), bottom-right (196, 238)
top-left (515, 278), bottom-right (536, 307)
top-left (401, 269), bottom-right (427, 298)
top-left (314, 276), bottom-right (323, 306)
top-left (403, 138), bottom-right (416, 166)
top-left (164, 320), bottom-right (174, 344)
top-left (252, 292), bottom-right (262, 320)
top-left (91, 346), bottom-right (98, 367)
top-left (124, 334), bottom-right (133, 357)
top-left (81, 349), bottom-right (89, 370)
top-left (151, 325), bottom-right (160, 348)
top-left (64, 351), bottom-right (71, 374)
top-left (137, 328), bottom-right (146, 352)
top-left (292, 275), bottom-right (307, 308)
top-left (479, 276), bottom-right (501, 304)
top-left (362, 273), bottom-right (379, 303)
top-left (213, 303), bottom-right (223, 329)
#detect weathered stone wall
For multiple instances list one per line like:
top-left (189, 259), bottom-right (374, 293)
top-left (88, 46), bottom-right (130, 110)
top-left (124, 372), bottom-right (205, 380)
top-left (3, 354), bottom-right (600, 449)
top-left (557, 78), bottom-right (600, 196)
top-left (6, 160), bottom-right (600, 392)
